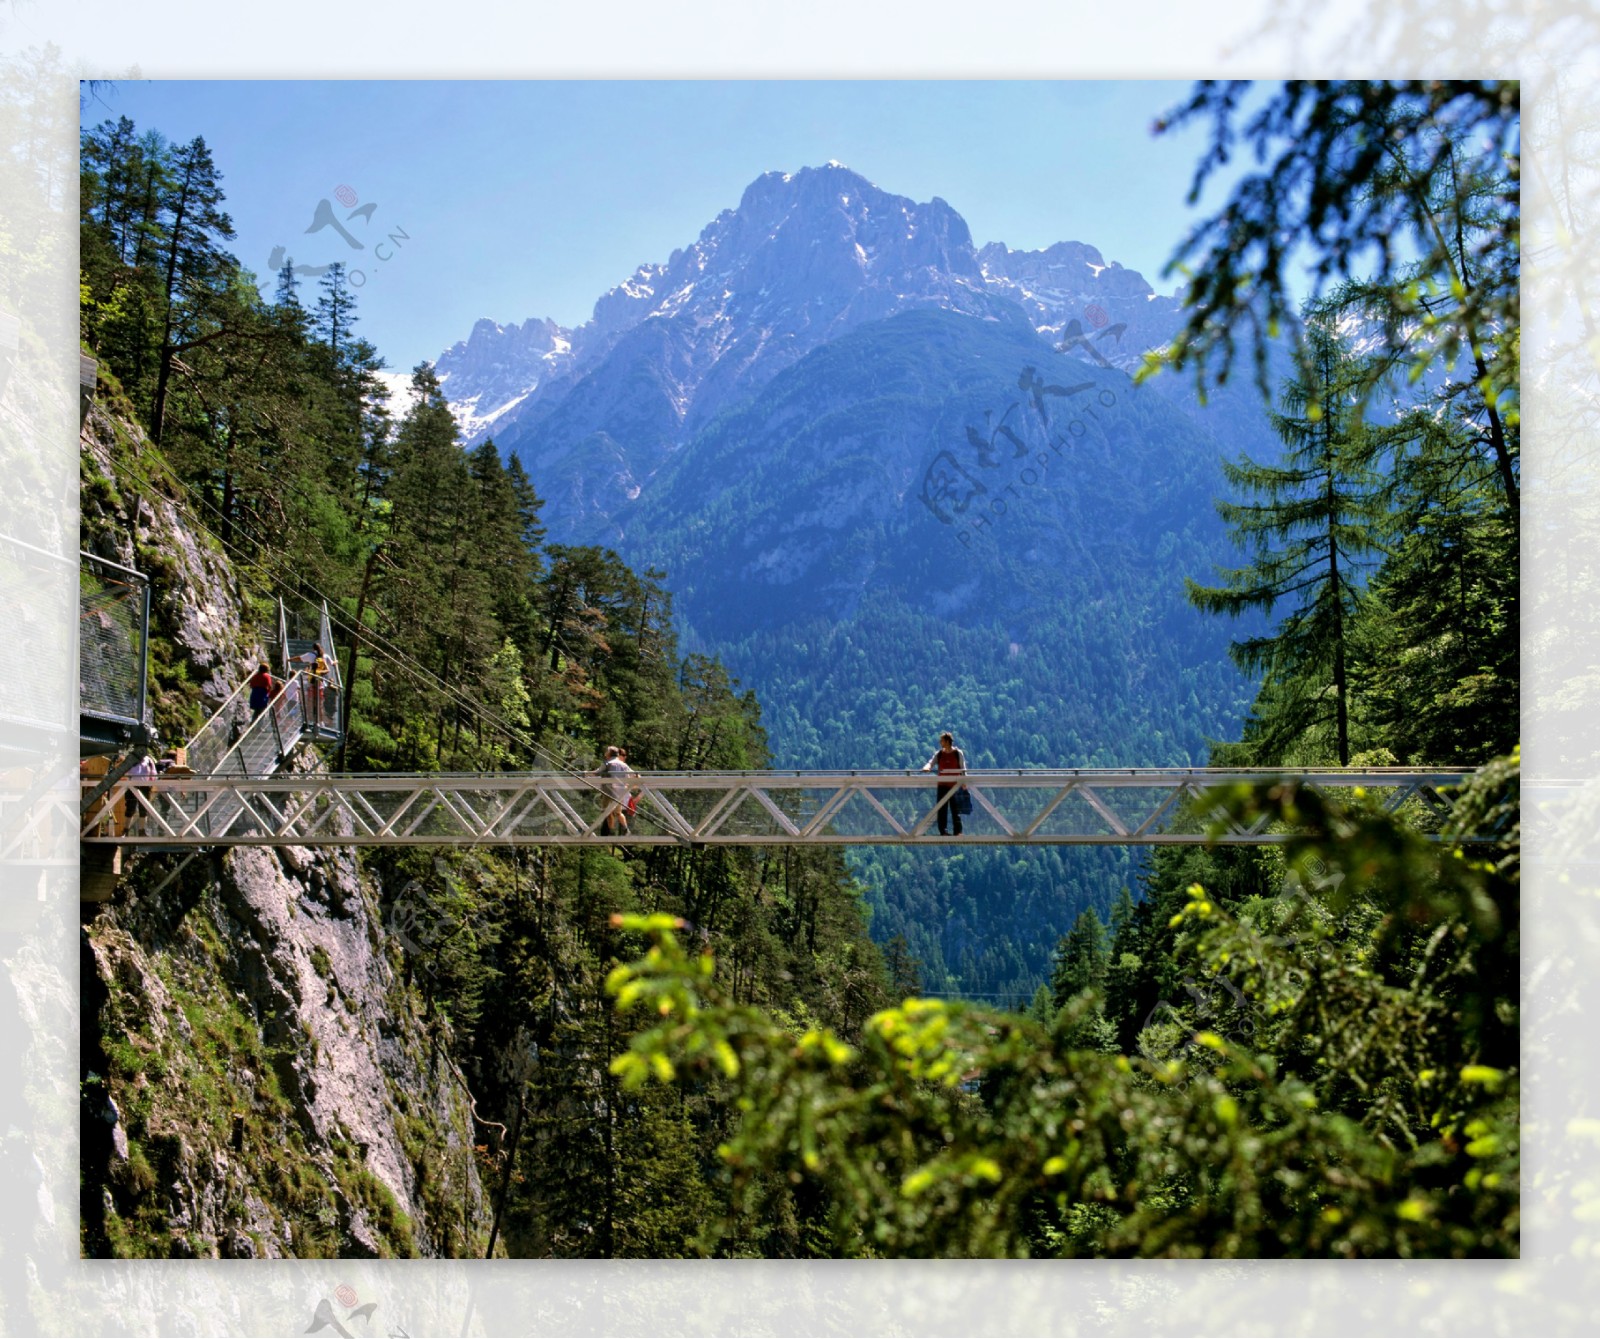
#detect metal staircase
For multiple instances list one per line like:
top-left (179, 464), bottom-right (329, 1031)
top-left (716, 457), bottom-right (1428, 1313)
top-left (153, 602), bottom-right (343, 840)
top-left (77, 594), bottom-right (345, 893)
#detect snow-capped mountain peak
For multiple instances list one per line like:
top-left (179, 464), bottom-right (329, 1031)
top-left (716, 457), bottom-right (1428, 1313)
top-left (430, 314), bottom-right (574, 443)
top-left (420, 165), bottom-right (1187, 504)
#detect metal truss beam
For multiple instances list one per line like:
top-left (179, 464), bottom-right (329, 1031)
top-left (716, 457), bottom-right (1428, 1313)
top-left (75, 768), bottom-right (1484, 849)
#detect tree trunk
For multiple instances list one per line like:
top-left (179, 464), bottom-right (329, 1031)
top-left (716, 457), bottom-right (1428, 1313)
top-left (150, 162), bottom-right (195, 446)
top-left (1324, 352), bottom-right (1350, 768)
top-left (484, 1084), bottom-right (526, 1259)
top-left (335, 545), bottom-right (382, 771)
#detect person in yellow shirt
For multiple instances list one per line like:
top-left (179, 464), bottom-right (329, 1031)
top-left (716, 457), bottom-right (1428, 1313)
top-left (295, 643), bottom-right (330, 727)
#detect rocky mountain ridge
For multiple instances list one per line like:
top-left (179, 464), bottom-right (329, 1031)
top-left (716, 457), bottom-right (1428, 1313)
top-left (428, 165), bottom-right (1191, 521)
top-left (432, 314), bottom-right (572, 443)
top-left (395, 163), bottom-right (1275, 1002)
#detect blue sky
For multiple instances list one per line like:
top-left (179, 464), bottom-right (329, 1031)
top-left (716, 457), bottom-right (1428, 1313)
top-left (84, 80), bottom-right (1243, 373)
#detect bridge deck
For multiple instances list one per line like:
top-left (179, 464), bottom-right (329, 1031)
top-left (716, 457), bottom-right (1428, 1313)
top-left (77, 767), bottom-right (1477, 848)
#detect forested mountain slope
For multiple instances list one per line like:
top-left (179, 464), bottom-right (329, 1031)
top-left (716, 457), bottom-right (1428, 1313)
top-left (426, 168), bottom-right (1277, 1001)
top-left (613, 305), bottom-right (1259, 998)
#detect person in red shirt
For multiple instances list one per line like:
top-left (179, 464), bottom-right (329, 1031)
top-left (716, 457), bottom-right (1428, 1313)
top-left (921, 731), bottom-right (968, 836)
top-left (247, 663), bottom-right (277, 718)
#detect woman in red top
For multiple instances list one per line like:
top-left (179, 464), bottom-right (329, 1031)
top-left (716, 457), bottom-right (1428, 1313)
top-left (247, 664), bottom-right (277, 718)
top-left (921, 731), bottom-right (967, 836)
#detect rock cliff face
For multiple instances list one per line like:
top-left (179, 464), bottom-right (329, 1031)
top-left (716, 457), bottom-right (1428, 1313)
top-left (83, 833), bottom-right (492, 1258)
top-left (79, 393), bottom-right (495, 1258)
top-left (80, 393), bottom-right (257, 724)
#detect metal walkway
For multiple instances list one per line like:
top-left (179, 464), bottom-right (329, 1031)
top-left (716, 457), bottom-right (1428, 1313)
top-left (75, 602), bottom-right (345, 868)
top-left (78, 767), bottom-right (1477, 848)
top-left (183, 666), bottom-right (343, 780)
top-left (183, 599), bottom-right (344, 780)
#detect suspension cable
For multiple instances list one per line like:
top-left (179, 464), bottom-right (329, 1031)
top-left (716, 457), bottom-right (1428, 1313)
top-left (104, 446), bottom-right (596, 778)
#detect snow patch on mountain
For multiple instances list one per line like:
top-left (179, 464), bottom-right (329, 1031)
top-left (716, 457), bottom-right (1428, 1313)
top-left (373, 370), bottom-right (421, 412)
top-left (429, 315), bottom-right (576, 444)
top-left (419, 165), bottom-right (1208, 527)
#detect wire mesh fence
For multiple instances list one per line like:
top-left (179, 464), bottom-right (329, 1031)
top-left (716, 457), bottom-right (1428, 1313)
top-left (78, 552), bottom-right (148, 729)
top-left (0, 535), bottom-right (77, 736)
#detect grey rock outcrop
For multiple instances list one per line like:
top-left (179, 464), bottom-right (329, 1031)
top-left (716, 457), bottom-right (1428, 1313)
top-left (87, 837), bottom-right (493, 1258)
top-left (80, 397), bottom-right (495, 1258)
top-left (80, 397), bottom-right (260, 716)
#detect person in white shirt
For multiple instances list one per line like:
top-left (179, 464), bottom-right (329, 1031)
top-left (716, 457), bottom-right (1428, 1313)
top-left (126, 751), bottom-right (157, 835)
top-left (595, 745), bottom-right (634, 836)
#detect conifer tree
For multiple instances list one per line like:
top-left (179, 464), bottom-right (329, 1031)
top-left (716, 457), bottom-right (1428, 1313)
top-left (272, 260), bottom-right (307, 330)
top-left (79, 116), bottom-right (139, 248)
top-left (1353, 472), bottom-right (1516, 763)
top-left (505, 455), bottom-right (547, 557)
top-left (1155, 81), bottom-right (1517, 402)
top-left (882, 934), bottom-right (923, 1000)
top-left (467, 441), bottom-right (529, 593)
top-left (313, 261), bottom-right (357, 366)
top-left (79, 120), bottom-right (168, 403)
top-left (1109, 886), bottom-right (1136, 943)
top-left (1049, 906), bottom-right (1109, 1008)
top-left (1187, 313), bottom-right (1390, 764)
top-left (150, 135), bottom-right (235, 445)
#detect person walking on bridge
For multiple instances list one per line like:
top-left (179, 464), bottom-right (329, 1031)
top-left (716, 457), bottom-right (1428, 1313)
top-left (292, 643), bottom-right (330, 729)
top-left (618, 747), bottom-right (641, 822)
top-left (922, 732), bottom-right (968, 836)
top-left (596, 745), bottom-right (634, 837)
top-left (126, 750), bottom-right (157, 836)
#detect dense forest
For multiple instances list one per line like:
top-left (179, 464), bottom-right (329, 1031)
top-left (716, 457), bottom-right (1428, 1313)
top-left (79, 79), bottom-right (1520, 1258)
top-left (609, 302), bottom-right (1263, 1003)
top-left (610, 82), bottom-right (1522, 1259)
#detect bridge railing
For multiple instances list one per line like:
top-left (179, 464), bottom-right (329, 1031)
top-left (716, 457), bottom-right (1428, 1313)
top-left (81, 767), bottom-right (1481, 848)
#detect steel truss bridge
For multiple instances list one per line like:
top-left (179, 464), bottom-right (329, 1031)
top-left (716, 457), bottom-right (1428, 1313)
top-left (72, 767), bottom-right (1479, 850)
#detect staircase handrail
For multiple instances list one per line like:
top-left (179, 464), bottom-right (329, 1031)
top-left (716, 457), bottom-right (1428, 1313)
top-left (319, 601), bottom-right (343, 690)
top-left (183, 668), bottom-right (257, 774)
top-left (183, 674), bottom-right (256, 753)
top-left (205, 668), bottom-right (313, 778)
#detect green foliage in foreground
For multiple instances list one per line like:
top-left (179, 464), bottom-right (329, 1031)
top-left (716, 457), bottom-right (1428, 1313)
top-left (606, 763), bottom-right (1518, 1257)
